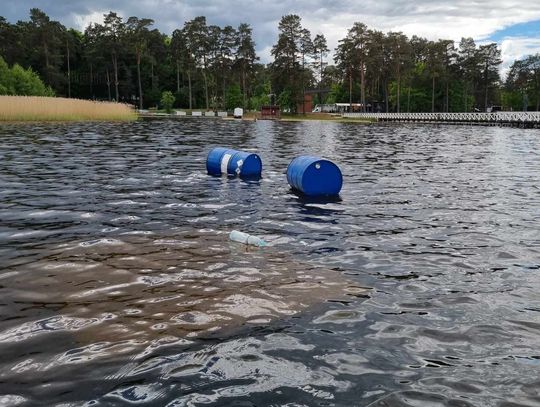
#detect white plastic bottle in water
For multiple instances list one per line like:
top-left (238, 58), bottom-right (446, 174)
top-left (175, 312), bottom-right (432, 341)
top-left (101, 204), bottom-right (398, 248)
top-left (229, 230), bottom-right (267, 247)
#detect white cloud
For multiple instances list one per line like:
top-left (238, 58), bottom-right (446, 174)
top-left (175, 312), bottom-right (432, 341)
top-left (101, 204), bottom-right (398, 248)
top-left (258, 46), bottom-right (273, 65)
top-left (70, 11), bottom-right (107, 31)
top-left (500, 36), bottom-right (540, 77)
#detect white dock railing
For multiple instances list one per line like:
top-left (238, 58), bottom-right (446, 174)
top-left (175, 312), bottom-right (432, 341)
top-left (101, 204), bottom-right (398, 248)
top-left (343, 112), bottom-right (540, 123)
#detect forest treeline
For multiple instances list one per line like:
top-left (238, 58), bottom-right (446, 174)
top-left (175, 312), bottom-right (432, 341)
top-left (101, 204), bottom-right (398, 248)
top-left (1, 9), bottom-right (539, 112)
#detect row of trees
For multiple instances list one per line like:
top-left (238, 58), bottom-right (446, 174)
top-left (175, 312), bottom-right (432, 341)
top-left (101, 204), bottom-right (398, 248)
top-left (0, 9), bottom-right (260, 109)
top-left (0, 9), bottom-right (539, 112)
top-left (270, 16), bottom-right (505, 113)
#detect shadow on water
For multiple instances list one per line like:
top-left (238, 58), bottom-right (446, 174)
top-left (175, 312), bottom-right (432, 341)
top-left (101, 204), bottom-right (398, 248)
top-left (289, 189), bottom-right (343, 205)
top-left (288, 190), bottom-right (343, 226)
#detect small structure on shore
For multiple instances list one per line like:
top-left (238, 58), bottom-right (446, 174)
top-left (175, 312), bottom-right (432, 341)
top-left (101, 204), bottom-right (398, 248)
top-left (260, 105), bottom-right (280, 120)
top-left (233, 107), bottom-right (243, 118)
top-left (297, 94), bottom-right (313, 114)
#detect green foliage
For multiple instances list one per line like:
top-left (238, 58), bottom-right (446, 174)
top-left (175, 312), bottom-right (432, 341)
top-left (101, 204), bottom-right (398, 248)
top-left (325, 84), bottom-right (341, 104)
top-left (248, 78), bottom-right (271, 110)
top-left (505, 53), bottom-right (540, 110)
top-left (0, 57), bottom-right (12, 92)
top-left (0, 56), bottom-right (54, 96)
top-left (160, 90), bottom-right (175, 113)
top-left (145, 88), bottom-right (162, 108)
top-left (389, 82), bottom-right (430, 112)
top-left (447, 81), bottom-right (475, 112)
top-left (11, 64), bottom-right (54, 96)
top-left (409, 89), bottom-right (430, 112)
top-left (248, 93), bottom-right (270, 111)
top-left (224, 84), bottom-right (243, 110)
top-left (501, 90), bottom-right (525, 111)
top-left (277, 88), bottom-right (293, 111)
top-left (174, 90), bottom-right (188, 108)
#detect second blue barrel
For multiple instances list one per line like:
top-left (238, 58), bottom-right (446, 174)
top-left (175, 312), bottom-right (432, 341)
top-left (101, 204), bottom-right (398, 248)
top-left (287, 156), bottom-right (343, 196)
top-left (206, 147), bottom-right (262, 177)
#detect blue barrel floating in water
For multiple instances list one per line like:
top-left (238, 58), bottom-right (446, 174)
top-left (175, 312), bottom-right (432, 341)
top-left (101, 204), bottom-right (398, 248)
top-left (206, 147), bottom-right (262, 177)
top-left (287, 156), bottom-right (343, 196)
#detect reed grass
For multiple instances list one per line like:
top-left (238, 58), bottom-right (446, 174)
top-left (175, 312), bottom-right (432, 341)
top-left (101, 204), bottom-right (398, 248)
top-left (0, 96), bottom-right (137, 122)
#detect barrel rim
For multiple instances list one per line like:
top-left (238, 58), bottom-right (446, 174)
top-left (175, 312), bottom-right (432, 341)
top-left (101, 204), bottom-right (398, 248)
top-left (302, 160), bottom-right (342, 196)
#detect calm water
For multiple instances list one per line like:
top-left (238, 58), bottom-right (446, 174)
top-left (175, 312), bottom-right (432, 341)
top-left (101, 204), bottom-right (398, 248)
top-left (0, 119), bottom-right (539, 406)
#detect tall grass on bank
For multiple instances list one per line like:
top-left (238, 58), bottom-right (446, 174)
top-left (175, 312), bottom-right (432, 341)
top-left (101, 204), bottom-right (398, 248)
top-left (0, 96), bottom-right (137, 122)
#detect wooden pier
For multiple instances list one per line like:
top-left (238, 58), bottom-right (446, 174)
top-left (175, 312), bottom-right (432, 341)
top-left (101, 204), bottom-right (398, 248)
top-left (343, 112), bottom-right (540, 128)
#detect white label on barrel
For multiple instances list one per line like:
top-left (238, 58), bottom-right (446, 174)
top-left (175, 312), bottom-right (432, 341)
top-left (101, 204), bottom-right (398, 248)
top-left (221, 153), bottom-right (232, 174)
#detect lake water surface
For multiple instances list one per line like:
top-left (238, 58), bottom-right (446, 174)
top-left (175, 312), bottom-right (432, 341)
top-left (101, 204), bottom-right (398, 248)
top-left (0, 119), bottom-right (539, 406)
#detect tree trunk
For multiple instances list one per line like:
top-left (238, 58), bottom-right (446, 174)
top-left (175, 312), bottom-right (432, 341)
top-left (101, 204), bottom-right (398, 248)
top-left (112, 53), bottom-right (119, 102)
top-left (151, 62), bottom-right (155, 90)
top-left (320, 52), bottom-right (323, 85)
top-left (43, 42), bottom-right (51, 86)
top-left (349, 70), bottom-right (352, 112)
top-left (463, 83), bottom-right (468, 112)
top-left (242, 67), bottom-right (246, 109)
top-left (302, 53), bottom-right (305, 115)
top-left (360, 62), bottom-right (366, 112)
top-left (484, 75), bottom-right (489, 111)
top-left (187, 70), bottom-right (192, 110)
top-left (431, 75), bottom-right (435, 113)
top-left (536, 74), bottom-right (540, 111)
top-left (89, 63), bottom-right (93, 99)
top-left (176, 59), bottom-right (180, 93)
top-left (106, 68), bottom-right (111, 101)
top-left (66, 40), bottom-right (71, 98)
top-left (384, 80), bottom-right (389, 113)
top-left (222, 61), bottom-right (227, 110)
top-left (445, 80), bottom-right (449, 112)
top-left (203, 69), bottom-right (209, 110)
top-left (375, 76), bottom-right (379, 108)
top-left (396, 64), bottom-right (400, 113)
top-left (44, 42), bottom-right (50, 69)
top-left (44, 42), bottom-right (50, 85)
top-left (137, 51), bottom-right (143, 110)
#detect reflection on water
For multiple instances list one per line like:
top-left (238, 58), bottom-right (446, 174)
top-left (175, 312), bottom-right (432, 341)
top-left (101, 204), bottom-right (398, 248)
top-left (0, 120), bottom-right (539, 406)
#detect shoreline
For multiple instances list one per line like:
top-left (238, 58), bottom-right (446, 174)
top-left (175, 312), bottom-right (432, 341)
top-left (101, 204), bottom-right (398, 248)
top-left (138, 112), bottom-right (375, 124)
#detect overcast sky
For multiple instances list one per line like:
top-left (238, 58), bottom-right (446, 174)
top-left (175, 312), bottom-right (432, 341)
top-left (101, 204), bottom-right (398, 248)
top-left (3, 0), bottom-right (540, 74)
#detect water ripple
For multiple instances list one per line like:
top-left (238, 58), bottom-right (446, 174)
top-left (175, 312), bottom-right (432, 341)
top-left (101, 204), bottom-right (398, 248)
top-left (0, 121), bottom-right (539, 405)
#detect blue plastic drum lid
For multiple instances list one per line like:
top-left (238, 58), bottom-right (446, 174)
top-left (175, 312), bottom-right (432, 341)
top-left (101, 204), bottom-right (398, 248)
top-left (287, 156), bottom-right (343, 196)
top-left (206, 147), bottom-right (262, 177)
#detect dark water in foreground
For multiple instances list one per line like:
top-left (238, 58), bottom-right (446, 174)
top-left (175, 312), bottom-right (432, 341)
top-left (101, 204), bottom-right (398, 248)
top-left (0, 119), bottom-right (539, 406)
